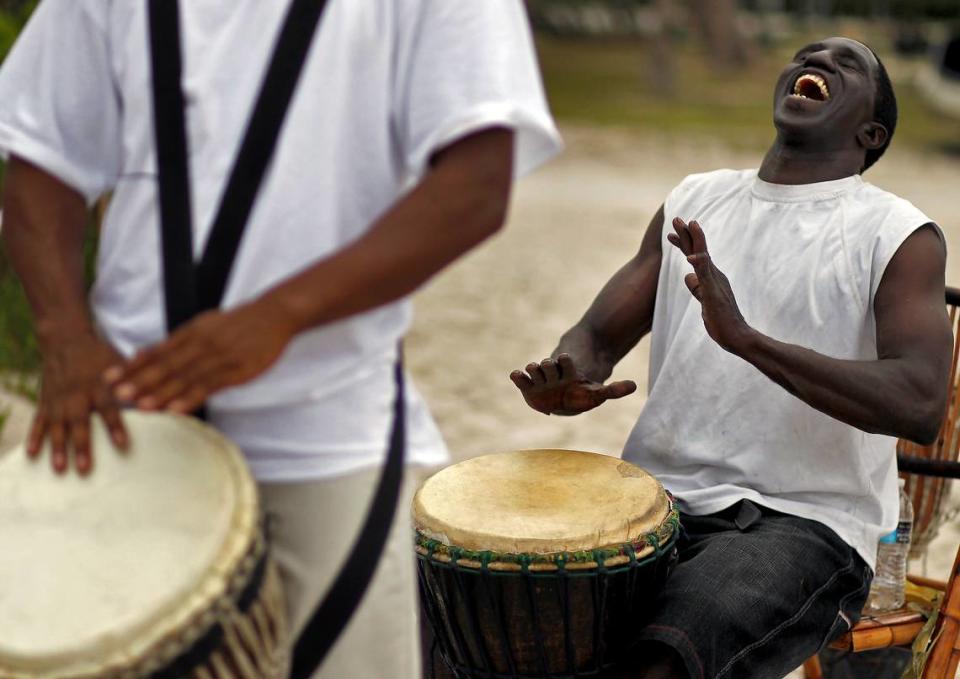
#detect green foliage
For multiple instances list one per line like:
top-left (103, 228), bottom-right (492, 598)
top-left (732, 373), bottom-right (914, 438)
top-left (0, 0), bottom-right (34, 62)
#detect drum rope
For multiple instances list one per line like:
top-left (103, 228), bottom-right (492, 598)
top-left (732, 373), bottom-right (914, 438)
top-left (520, 557), bottom-right (554, 677)
top-left (450, 551), bottom-right (497, 676)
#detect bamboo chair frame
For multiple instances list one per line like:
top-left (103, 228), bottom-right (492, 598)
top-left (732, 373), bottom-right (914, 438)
top-left (803, 286), bottom-right (960, 679)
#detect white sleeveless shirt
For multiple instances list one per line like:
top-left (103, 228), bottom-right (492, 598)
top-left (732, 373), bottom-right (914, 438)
top-left (623, 169), bottom-right (937, 570)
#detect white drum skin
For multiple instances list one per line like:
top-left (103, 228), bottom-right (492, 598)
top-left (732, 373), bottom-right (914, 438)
top-left (0, 411), bottom-right (265, 678)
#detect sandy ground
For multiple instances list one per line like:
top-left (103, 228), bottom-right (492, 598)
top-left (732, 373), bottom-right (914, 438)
top-left (1, 125), bottom-right (958, 677)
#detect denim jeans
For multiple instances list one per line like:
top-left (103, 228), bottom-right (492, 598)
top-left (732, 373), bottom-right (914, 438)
top-left (634, 500), bottom-right (873, 679)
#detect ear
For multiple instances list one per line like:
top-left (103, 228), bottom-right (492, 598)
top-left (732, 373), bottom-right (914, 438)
top-left (857, 121), bottom-right (888, 151)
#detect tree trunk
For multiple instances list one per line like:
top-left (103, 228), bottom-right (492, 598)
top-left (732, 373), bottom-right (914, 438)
top-left (688, 0), bottom-right (749, 69)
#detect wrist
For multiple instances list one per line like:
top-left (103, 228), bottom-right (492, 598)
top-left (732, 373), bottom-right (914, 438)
top-left (35, 315), bottom-right (98, 351)
top-left (728, 323), bottom-right (763, 358)
top-left (250, 289), bottom-right (309, 338)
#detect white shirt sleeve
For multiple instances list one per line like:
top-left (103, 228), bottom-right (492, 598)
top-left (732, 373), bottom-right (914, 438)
top-left (392, 0), bottom-right (562, 182)
top-left (0, 1), bottom-right (121, 204)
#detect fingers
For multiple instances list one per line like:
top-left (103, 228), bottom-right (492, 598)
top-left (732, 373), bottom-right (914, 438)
top-left (671, 217), bottom-right (694, 255)
top-left (93, 390), bottom-right (129, 451)
top-left (540, 358), bottom-right (560, 382)
top-left (49, 418), bottom-right (67, 473)
top-left (510, 370), bottom-right (534, 391)
top-left (70, 418), bottom-right (92, 476)
top-left (684, 272), bottom-right (703, 301)
top-left (602, 380), bottom-right (638, 401)
top-left (557, 354), bottom-right (578, 381)
top-left (526, 362), bottom-right (546, 386)
top-left (687, 220), bottom-right (709, 254)
top-left (27, 409), bottom-right (47, 458)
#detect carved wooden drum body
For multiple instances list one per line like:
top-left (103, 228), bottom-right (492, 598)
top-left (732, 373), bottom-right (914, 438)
top-left (413, 450), bottom-right (679, 678)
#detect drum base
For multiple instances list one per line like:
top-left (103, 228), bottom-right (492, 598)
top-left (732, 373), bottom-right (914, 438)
top-left (418, 535), bottom-right (678, 679)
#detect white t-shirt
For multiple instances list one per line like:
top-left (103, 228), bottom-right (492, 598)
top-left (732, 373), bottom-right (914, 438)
top-left (623, 169), bottom-right (936, 570)
top-left (0, 0), bottom-right (562, 480)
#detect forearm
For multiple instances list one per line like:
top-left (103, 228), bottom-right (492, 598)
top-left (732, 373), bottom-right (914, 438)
top-left (261, 129), bottom-right (512, 332)
top-left (736, 330), bottom-right (948, 444)
top-left (1, 158), bottom-right (95, 348)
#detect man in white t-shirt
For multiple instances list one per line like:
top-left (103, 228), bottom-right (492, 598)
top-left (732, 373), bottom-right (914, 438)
top-left (0, 1), bottom-right (561, 676)
top-left (512, 38), bottom-right (950, 678)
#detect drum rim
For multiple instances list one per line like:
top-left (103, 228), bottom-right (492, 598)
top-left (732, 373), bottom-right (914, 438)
top-left (0, 413), bottom-right (261, 678)
top-left (413, 449), bottom-right (674, 559)
top-left (414, 493), bottom-right (679, 573)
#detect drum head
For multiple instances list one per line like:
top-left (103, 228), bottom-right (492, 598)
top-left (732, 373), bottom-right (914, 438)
top-left (413, 450), bottom-right (670, 555)
top-left (0, 411), bottom-right (258, 678)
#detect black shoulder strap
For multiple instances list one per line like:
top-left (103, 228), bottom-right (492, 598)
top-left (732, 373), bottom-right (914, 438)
top-left (147, 0), bottom-right (197, 333)
top-left (195, 0), bottom-right (330, 313)
top-left (147, 2), bottom-right (408, 677)
top-left (149, 0), bottom-right (331, 318)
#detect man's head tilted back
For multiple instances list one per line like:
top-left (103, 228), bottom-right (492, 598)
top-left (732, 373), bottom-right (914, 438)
top-left (773, 37), bottom-right (898, 173)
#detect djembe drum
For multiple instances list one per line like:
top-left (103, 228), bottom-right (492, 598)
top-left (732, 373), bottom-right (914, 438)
top-left (0, 411), bottom-right (288, 678)
top-left (414, 450), bottom-right (679, 678)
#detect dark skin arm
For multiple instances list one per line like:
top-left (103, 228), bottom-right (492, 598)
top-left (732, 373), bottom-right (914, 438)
top-left (669, 217), bottom-right (951, 445)
top-left (510, 205), bottom-right (664, 415)
top-left (106, 127), bottom-right (515, 415)
top-left (1, 157), bottom-right (128, 475)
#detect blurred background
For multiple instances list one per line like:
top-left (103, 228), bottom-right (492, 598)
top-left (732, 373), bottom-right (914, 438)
top-left (0, 2), bottom-right (957, 675)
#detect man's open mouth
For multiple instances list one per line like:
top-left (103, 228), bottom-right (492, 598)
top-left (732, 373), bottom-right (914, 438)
top-left (792, 73), bottom-right (830, 102)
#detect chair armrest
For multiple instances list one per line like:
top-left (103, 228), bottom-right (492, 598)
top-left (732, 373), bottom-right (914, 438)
top-left (897, 455), bottom-right (960, 479)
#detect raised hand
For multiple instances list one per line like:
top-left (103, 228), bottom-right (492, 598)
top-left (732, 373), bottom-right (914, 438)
top-left (667, 217), bottom-right (752, 353)
top-left (510, 353), bottom-right (637, 416)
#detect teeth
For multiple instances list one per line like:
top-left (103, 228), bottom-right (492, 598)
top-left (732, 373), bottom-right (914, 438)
top-left (793, 73), bottom-right (830, 100)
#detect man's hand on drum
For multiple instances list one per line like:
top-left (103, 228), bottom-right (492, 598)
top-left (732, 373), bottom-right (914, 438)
top-left (667, 217), bottom-right (753, 354)
top-left (510, 354), bottom-right (637, 416)
top-left (104, 299), bottom-right (297, 415)
top-left (29, 332), bottom-right (128, 475)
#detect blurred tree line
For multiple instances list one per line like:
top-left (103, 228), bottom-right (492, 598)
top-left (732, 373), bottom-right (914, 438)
top-left (530, 0), bottom-right (959, 20)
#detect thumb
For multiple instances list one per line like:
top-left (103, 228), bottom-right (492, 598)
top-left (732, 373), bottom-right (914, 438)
top-left (602, 380), bottom-right (637, 401)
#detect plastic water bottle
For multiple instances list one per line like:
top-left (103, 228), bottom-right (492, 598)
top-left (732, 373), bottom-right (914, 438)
top-left (866, 478), bottom-right (913, 612)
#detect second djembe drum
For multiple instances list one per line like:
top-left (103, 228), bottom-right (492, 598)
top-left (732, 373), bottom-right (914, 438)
top-left (414, 449), bottom-right (679, 678)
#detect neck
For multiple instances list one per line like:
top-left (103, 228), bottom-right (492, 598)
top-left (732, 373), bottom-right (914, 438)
top-left (758, 136), bottom-right (864, 185)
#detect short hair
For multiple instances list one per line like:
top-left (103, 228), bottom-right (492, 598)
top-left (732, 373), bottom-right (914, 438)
top-left (862, 47), bottom-right (897, 173)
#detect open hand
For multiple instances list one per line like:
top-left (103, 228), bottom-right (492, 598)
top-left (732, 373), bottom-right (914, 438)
top-left (104, 299), bottom-right (298, 415)
top-left (29, 333), bottom-right (128, 475)
top-left (510, 354), bottom-right (637, 416)
top-left (667, 217), bottom-right (752, 353)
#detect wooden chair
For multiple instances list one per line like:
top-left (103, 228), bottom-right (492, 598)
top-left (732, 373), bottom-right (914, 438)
top-left (803, 286), bottom-right (960, 679)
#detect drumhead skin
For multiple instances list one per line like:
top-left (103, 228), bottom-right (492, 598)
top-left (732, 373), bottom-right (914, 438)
top-left (413, 449), bottom-right (670, 556)
top-left (0, 411), bottom-right (258, 678)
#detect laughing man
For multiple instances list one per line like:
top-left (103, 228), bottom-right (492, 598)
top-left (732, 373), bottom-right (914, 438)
top-left (511, 37), bottom-right (951, 679)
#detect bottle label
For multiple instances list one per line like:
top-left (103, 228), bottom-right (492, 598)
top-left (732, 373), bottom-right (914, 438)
top-left (879, 521), bottom-right (911, 545)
